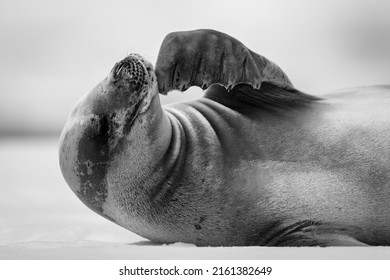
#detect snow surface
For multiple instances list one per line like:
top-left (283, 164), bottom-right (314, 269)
top-left (1, 138), bottom-right (390, 259)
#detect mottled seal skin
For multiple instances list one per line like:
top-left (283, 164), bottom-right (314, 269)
top-left (59, 29), bottom-right (390, 246)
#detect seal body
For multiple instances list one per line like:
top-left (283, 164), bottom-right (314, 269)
top-left (161, 85), bottom-right (390, 246)
top-left (59, 30), bottom-right (390, 246)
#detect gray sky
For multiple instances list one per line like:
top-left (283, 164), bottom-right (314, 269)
top-left (1, 0), bottom-right (390, 135)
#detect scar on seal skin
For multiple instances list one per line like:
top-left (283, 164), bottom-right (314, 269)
top-left (59, 29), bottom-right (390, 246)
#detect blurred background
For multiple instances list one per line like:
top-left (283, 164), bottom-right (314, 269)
top-left (1, 0), bottom-right (390, 248)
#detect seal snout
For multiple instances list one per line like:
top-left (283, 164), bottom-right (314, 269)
top-left (112, 55), bottom-right (148, 93)
top-left (107, 54), bottom-right (156, 115)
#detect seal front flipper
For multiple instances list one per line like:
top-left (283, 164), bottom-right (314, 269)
top-left (265, 220), bottom-right (369, 247)
top-left (155, 29), bottom-right (319, 107)
top-left (275, 233), bottom-right (369, 247)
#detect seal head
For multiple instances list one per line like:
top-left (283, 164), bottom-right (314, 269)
top-left (59, 54), bottom-right (159, 220)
